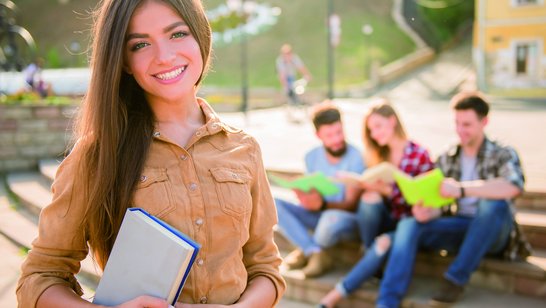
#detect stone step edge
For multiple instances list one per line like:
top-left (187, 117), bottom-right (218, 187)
top-left (275, 231), bottom-right (546, 281)
top-left (0, 178), bottom-right (100, 284)
top-left (282, 267), bottom-right (546, 308)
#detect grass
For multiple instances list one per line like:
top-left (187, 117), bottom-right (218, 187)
top-left (15, 0), bottom-right (416, 88)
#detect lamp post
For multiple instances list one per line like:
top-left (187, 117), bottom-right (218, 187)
top-left (326, 0), bottom-right (334, 99)
top-left (240, 0), bottom-right (248, 114)
top-left (361, 24), bottom-right (373, 81)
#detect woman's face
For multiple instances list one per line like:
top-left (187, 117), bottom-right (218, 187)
top-left (124, 0), bottom-right (203, 102)
top-left (367, 113), bottom-right (396, 146)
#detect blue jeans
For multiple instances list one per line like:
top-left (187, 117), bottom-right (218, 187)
top-left (336, 199), bottom-right (398, 296)
top-left (357, 199), bottom-right (398, 248)
top-left (377, 199), bottom-right (513, 308)
top-left (275, 198), bottom-right (360, 255)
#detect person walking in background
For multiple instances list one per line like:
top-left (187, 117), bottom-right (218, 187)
top-left (376, 91), bottom-right (530, 308)
top-left (16, 0), bottom-right (285, 307)
top-left (275, 102), bottom-right (365, 278)
top-left (276, 43), bottom-right (311, 107)
top-left (319, 99), bottom-right (434, 308)
top-left (17, 57), bottom-right (52, 98)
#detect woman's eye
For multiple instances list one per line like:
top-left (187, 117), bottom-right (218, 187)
top-left (171, 31), bottom-right (188, 39)
top-left (131, 42), bottom-right (149, 51)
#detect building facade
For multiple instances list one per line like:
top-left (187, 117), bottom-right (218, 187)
top-left (474, 0), bottom-right (546, 97)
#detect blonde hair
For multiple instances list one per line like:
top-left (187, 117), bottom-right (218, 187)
top-left (362, 98), bottom-right (407, 166)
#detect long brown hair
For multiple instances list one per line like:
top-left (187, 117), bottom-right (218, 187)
top-left (72, 0), bottom-right (212, 268)
top-left (362, 99), bottom-right (407, 166)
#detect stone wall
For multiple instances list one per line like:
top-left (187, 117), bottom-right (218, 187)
top-left (0, 104), bottom-right (78, 173)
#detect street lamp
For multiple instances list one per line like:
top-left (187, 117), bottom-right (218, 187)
top-left (361, 24), bottom-right (373, 81)
top-left (240, 0), bottom-right (248, 114)
top-left (326, 0), bottom-right (334, 99)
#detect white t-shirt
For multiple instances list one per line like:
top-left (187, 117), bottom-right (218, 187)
top-left (458, 152), bottom-right (480, 216)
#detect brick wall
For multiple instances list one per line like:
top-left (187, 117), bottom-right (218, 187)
top-left (0, 104), bottom-right (78, 173)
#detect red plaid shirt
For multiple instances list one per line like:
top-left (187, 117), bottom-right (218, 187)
top-left (388, 141), bottom-right (434, 220)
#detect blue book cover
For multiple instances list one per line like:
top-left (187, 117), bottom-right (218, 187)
top-left (93, 208), bottom-right (200, 306)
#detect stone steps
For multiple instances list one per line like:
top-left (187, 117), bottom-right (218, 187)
top-left (2, 173), bottom-right (101, 286)
top-left (283, 268), bottom-right (546, 308)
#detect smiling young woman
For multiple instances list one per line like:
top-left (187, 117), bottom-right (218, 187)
top-left (16, 1), bottom-right (285, 307)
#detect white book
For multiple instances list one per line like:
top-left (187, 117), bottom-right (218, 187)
top-left (334, 162), bottom-right (398, 186)
top-left (93, 208), bottom-right (200, 306)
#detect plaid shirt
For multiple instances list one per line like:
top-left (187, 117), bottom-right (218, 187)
top-left (436, 137), bottom-right (525, 202)
top-left (436, 137), bottom-right (531, 260)
top-left (389, 141), bottom-right (434, 220)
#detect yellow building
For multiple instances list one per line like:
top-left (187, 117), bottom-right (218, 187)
top-left (474, 0), bottom-right (546, 97)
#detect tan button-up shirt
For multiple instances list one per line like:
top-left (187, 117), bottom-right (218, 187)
top-left (17, 99), bottom-right (285, 307)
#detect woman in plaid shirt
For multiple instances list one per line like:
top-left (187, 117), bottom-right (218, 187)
top-left (319, 99), bottom-right (434, 308)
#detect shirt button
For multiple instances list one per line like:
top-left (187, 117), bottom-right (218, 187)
top-left (189, 183), bottom-right (198, 191)
top-left (180, 154), bottom-right (188, 161)
top-left (200, 296), bottom-right (207, 304)
top-left (195, 218), bottom-right (204, 226)
top-left (197, 258), bottom-right (204, 266)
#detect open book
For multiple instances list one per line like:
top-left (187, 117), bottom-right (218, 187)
top-left (334, 162), bottom-right (398, 186)
top-left (269, 172), bottom-right (340, 196)
top-left (394, 168), bottom-right (454, 208)
top-left (93, 208), bottom-right (200, 306)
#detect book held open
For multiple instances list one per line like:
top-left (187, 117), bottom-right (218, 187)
top-left (93, 208), bottom-right (200, 306)
top-left (269, 172), bottom-right (340, 196)
top-left (394, 168), bottom-right (454, 208)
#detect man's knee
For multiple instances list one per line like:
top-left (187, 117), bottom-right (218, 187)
top-left (314, 210), bottom-right (348, 247)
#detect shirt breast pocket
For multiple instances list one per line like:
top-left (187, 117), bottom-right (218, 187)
top-left (210, 167), bottom-right (252, 218)
top-left (132, 167), bottom-right (175, 218)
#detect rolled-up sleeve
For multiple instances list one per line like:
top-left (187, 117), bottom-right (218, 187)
top-left (16, 148), bottom-right (89, 308)
top-left (498, 146), bottom-right (525, 191)
top-left (242, 137), bottom-right (286, 305)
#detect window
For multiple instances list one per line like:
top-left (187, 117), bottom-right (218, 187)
top-left (515, 42), bottom-right (538, 75)
top-left (512, 0), bottom-right (542, 6)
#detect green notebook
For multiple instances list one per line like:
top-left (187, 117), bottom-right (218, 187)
top-left (394, 168), bottom-right (454, 208)
top-left (269, 172), bottom-right (340, 196)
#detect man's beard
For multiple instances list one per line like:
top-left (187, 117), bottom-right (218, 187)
top-left (325, 142), bottom-right (347, 158)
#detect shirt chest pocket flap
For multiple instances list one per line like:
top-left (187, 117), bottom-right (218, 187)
top-left (133, 168), bottom-right (175, 217)
top-left (210, 167), bottom-right (252, 217)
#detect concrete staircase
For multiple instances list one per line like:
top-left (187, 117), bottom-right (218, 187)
top-left (2, 161), bottom-right (546, 307)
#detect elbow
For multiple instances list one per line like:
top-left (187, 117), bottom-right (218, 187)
top-left (507, 185), bottom-right (523, 199)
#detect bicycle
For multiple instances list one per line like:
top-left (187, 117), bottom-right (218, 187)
top-left (0, 0), bottom-right (36, 72)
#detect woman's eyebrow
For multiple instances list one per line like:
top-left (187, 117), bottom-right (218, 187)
top-left (126, 21), bottom-right (187, 41)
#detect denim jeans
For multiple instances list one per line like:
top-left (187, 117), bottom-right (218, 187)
top-left (377, 199), bottom-right (513, 308)
top-left (357, 199), bottom-right (398, 248)
top-left (275, 198), bottom-right (360, 255)
top-left (335, 200), bottom-right (399, 296)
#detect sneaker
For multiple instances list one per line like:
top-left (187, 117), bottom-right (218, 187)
top-left (302, 250), bottom-right (333, 278)
top-left (429, 278), bottom-right (464, 307)
top-left (284, 249), bottom-right (308, 270)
